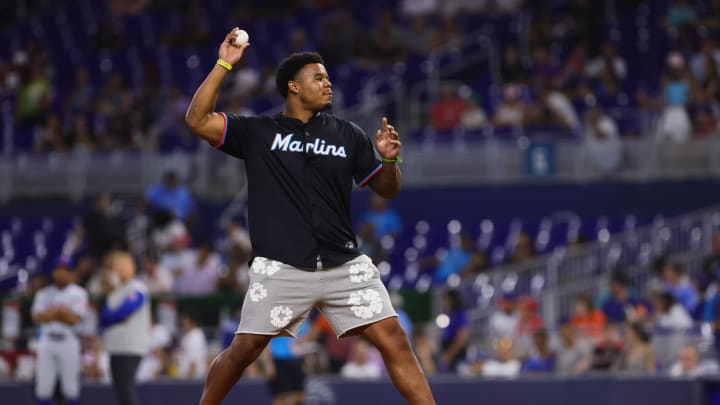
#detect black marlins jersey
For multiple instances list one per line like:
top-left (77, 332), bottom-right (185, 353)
top-left (214, 112), bottom-right (383, 270)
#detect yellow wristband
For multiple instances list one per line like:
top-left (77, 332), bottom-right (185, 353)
top-left (216, 58), bottom-right (233, 71)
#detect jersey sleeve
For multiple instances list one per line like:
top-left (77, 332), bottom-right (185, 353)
top-left (70, 288), bottom-right (89, 318)
top-left (31, 291), bottom-right (48, 315)
top-left (351, 122), bottom-right (383, 188)
top-left (212, 113), bottom-right (250, 159)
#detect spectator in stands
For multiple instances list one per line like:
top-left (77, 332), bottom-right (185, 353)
top-left (176, 312), bottom-right (208, 379)
top-left (440, 289), bottom-right (470, 372)
top-left (15, 65), bottom-right (51, 128)
top-left (530, 83), bottom-right (581, 133)
top-left (691, 39), bottom-right (720, 84)
top-left (666, 0), bottom-right (698, 30)
top-left (591, 324), bottom-right (623, 371)
top-left (361, 194), bottom-right (403, 239)
top-left (139, 253), bottom-right (173, 296)
top-left (413, 328), bottom-right (437, 375)
top-left (430, 232), bottom-right (487, 283)
top-left (126, 199), bottom-right (150, 262)
top-left (652, 291), bottom-right (693, 331)
top-left (481, 337), bottom-right (521, 378)
top-left (306, 314), bottom-right (355, 373)
top-left (341, 340), bottom-right (383, 379)
top-left (602, 273), bottom-right (650, 323)
top-left (662, 262), bottom-right (699, 313)
top-left (63, 67), bottom-right (95, 120)
top-left (669, 344), bottom-right (718, 377)
top-left (492, 84), bottom-right (527, 129)
top-left (357, 222), bottom-right (385, 264)
top-left (74, 192), bottom-right (127, 267)
top-left (228, 60), bottom-right (260, 100)
top-left (219, 220), bottom-right (252, 292)
top-left (390, 293), bottom-right (414, 342)
top-left (488, 293), bottom-right (519, 342)
top-left (656, 52), bottom-right (696, 143)
top-left (67, 115), bottom-right (96, 154)
top-left (81, 337), bottom-right (110, 383)
top-left (615, 323), bottom-right (656, 375)
top-left (501, 45), bottom-right (529, 85)
top-left (570, 294), bottom-right (607, 341)
top-left (369, 9), bottom-right (407, 65)
top-left (515, 296), bottom-right (543, 341)
top-left (155, 86), bottom-right (192, 149)
top-left (220, 305), bottom-right (243, 350)
top-left (702, 232), bottom-right (720, 281)
top-left (584, 106), bottom-right (622, 173)
top-left (690, 273), bottom-right (715, 322)
top-left (145, 171), bottom-right (196, 222)
top-left (136, 346), bottom-right (174, 381)
top-left (506, 231), bottom-right (536, 264)
top-left (555, 323), bottom-right (592, 376)
top-left (35, 113), bottom-right (67, 153)
top-left (174, 238), bottom-right (223, 296)
top-left (96, 72), bottom-right (135, 149)
top-left (585, 41), bottom-right (627, 96)
top-left (529, 45), bottom-right (561, 89)
top-left (403, 16), bottom-right (433, 56)
top-left (521, 329), bottom-right (554, 374)
top-left (429, 85), bottom-right (469, 131)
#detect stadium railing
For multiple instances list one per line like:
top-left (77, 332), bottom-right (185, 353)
top-left (438, 205), bottom-right (720, 339)
top-left (2, 137), bottom-right (720, 201)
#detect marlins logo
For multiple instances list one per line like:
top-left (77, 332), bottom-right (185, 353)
top-left (271, 133), bottom-right (348, 158)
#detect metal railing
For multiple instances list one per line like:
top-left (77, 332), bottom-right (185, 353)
top-left (446, 205), bottom-right (720, 339)
top-left (1, 136), bottom-right (720, 201)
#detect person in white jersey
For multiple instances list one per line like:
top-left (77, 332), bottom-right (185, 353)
top-left (31, 257), bottom-right (88, 405)
top-left (100, 251), bottom-right (151, 405)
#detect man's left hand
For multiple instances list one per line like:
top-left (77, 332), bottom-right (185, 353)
top-left (375, 117), bottom-right (401, 160)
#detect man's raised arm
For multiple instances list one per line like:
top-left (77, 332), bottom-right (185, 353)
top-left (185, 28), bottom-right (250, 146)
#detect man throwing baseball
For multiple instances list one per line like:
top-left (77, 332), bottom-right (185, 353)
top-left (185, 28), bottom-right (435, 405)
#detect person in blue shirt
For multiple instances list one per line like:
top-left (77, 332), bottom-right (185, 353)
top-left (431, 233), bottom-right (487, 283)
top-left (259, 321), bottom-right (310, 405)
top-left (522, 329), bottom-right (554, 373)
top-left (220, 305), bottom-right (243, 349)
top-left (145, 171), bottom-right (196, 221)
top-left (390, 293), bottom-right (413, 344)
top-left (361, 193), bottom-right (403, 239)
top-left (662, 262), bottom-right (699, 314)
top-left (440, 290), bottom-right (469, 372)
top-left (602, 273), bottom-right (651, 323)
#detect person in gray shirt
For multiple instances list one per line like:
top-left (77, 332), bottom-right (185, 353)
top-left (100, 251), bottom-right (151, 405)
top-left (555, 323), bottom-right (592, 375)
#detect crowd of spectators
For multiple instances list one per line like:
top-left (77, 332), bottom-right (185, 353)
top-left (7, 1), bottom-right (720, 159)
top-left (425, 0), bottom-right (720, 173)
top-left (2, 186), bottom-right (719, 384)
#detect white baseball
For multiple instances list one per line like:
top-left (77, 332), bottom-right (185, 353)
top-left (234, 29), bottom-right (249, 46)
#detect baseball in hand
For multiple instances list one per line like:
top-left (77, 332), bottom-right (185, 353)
top-left (234, 29), bottom-right (249, 46)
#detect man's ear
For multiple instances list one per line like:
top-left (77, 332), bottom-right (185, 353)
top-left (288, 80), bottom-right (299, 95)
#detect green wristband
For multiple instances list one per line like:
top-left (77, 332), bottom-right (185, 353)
top-left (382, 155), bottom-right (403, 164)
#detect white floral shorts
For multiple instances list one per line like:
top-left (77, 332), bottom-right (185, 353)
top-left (236, 255), bottom-right (397, 338)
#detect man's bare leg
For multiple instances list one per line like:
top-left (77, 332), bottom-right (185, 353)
top-left (359, 318), bottom-right (436, 405)
top-left (199, 333), bottom-right (271, 405)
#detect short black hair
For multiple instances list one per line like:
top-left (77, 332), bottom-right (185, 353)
top-left (275, 52), bottom-right (325, 98)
